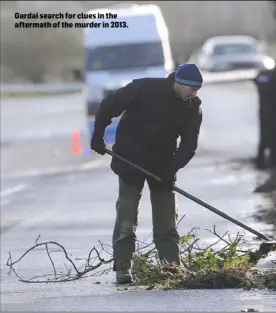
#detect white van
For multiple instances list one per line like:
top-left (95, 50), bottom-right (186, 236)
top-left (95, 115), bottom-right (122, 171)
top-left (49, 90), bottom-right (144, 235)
top-left (82, 4), bottom-right (175, 138)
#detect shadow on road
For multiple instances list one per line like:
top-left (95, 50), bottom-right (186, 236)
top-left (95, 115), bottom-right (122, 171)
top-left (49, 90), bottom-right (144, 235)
top-left (252, 192), bottom-right (276, 240)
top-left (224, 155), bottom-right (276, 240)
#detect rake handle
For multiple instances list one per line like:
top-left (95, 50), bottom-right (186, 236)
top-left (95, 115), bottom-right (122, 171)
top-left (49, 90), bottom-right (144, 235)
top-left (105, 148), bottom-right (271, 241)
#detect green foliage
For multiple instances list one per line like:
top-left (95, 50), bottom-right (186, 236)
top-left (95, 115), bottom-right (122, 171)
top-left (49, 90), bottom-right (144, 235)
top-left (131, 227), bottom-right (275, 290)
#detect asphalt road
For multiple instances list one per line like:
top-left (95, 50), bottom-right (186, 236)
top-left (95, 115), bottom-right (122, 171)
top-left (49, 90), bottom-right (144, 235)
top-left (1, 81), bottom-right (275, 311)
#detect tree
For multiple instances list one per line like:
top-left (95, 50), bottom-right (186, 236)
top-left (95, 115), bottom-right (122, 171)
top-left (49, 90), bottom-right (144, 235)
top-left (1, 1), bottom-right (83, 83)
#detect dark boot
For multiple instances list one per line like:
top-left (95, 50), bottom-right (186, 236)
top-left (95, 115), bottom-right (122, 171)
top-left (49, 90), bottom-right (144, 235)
top-left (116, 269), bottom-right (133, 284)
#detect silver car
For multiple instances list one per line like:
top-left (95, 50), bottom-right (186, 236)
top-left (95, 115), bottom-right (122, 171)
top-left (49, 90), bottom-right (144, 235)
top-left (188, 36), bottom-right (275, 72)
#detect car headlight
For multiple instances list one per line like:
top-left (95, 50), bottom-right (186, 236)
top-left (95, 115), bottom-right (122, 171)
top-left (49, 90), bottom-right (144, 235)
top-left (263, 56), bottom-right (275, 70)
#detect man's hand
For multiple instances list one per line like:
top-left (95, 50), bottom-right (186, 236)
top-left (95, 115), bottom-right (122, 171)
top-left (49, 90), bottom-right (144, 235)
top-left (90, 134), bottom-right (106, 155)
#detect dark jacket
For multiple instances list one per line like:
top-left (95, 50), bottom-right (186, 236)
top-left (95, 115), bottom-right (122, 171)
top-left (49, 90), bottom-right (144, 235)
top-left (254, 67), bottom-right (276, 103)
top-left (254, 68), bottom-right (276, 142)
top-left (93, 72), bottom-right (203, 182)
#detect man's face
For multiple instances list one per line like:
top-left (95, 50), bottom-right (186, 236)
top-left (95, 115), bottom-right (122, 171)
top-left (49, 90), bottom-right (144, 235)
top-left (174, 82), bottom-right (200, 101)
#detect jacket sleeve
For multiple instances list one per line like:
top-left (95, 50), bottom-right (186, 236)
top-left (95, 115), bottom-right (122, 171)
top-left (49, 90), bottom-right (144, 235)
top-left (93, 79), bottom-right (140, 137)
top-left (168, 106), bottom-right (202, 173)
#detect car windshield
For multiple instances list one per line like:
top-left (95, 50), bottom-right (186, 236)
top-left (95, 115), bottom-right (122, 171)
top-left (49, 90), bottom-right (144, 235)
top-left (213, 43), bottom-right (258, 56)
top-left (85, 41), bottom-right (165, 71)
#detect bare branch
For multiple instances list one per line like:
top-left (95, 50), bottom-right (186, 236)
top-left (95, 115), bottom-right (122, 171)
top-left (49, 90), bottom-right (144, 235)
top-left (177, 214), bottom-right (186, 227)
top-left (45, 244), bottom-right (57, 279)
top-left (35, 235), bottom-right (41, 244)
top-left (6, 227), bottom-right (276, 288)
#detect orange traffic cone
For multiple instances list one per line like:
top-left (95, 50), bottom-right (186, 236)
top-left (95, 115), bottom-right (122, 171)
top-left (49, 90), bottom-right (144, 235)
top-left (71, 129), bottom-right (82, 154)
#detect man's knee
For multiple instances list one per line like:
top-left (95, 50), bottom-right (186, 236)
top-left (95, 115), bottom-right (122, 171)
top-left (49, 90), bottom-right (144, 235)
top-left (115, 218), bottom-right (137, 244)
top-left (114, 220), bottom-right (137, 236)
top-left (113, 177), bottom-right (143, 251)
top-left (150, 190), bottom-right (178, 230)
top-left (114, 189), bottom-right (141, 242)
top-left (153, 227), bottom-right (180, 242)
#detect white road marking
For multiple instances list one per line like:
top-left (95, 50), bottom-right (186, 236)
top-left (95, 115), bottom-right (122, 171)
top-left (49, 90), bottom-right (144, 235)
top-left (0, 184), bottom-right (27, 198)
top-left (1, 159), bottom-right (110, 179)
top-left (79, 159), bottom-right (108, 171)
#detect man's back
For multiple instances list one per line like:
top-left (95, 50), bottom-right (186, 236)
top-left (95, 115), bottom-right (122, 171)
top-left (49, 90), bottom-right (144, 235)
top-left (91, 65), bottom-right (203, 184)
top-left (107, 74), bottom-right (202, 173)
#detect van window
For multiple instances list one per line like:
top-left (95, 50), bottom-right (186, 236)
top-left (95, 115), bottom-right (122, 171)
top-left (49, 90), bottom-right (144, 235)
top-left (212, 43), bottom-right (258, 56)
top-left (85, 41), bottom-right (165, 71)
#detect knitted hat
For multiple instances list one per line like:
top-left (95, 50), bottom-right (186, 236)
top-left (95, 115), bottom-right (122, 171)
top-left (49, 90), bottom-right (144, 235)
top-left (174, 63), bottom-right (203, 88)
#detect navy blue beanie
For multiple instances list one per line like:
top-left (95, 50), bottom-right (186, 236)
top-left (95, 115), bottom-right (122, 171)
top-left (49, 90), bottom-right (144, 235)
top-left (174, 63), bottom-right (203, 88)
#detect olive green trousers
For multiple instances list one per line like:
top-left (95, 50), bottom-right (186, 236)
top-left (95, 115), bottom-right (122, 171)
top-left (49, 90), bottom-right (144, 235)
top-left (112, 177), bottom-right (180, 271)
